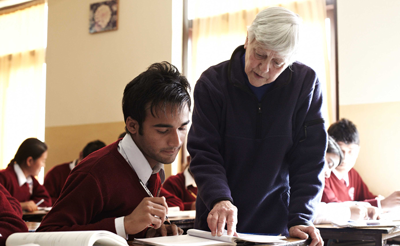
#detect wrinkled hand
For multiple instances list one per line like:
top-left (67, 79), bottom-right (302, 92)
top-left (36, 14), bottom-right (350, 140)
top-left (289, 225), bottom-right (323, 246)
top-left (381, 191), bottom-right (400, 211)
top-left (146, 223), bottom-right (183, 237)
top-left (349, 204), bottom-right (368, 220)
top-left (207, 200), bottom-right (238, 237)
top-left (20, 201), bottom-right (37, 212)
top-left (124, 197), bottom-right (168, 235)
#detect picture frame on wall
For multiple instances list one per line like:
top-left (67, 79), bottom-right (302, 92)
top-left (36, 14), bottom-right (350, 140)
top-left (89, 0), bottom-right (118, 34)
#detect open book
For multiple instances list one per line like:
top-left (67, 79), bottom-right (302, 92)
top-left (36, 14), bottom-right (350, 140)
top-left (134, 229), bottom-right (289, 245)
top-left (6, 230), bottom-right (128, 246)
top-left (332, 219), bottom-right (400, 228)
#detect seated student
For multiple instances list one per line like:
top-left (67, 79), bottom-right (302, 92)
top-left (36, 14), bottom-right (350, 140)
top-left (322, 118), bottom-right (400, 211)
top-left (37, 62), bottom-right (190, 239)
top-left (0, 138), bottom-right (51, 212)
top-left (314, 137), bottom-right (379, 224)
top-left (44, 140), bottom-right (106, 204)
top-left (0, 184), bottom-right (28, 246)
top-left (162, 156), bottom-right (197, 210)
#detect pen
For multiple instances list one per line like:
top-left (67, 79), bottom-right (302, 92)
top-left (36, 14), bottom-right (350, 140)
top-left (139, 179), bottom-right (171, 225)
top-left (36, 199), bottom-right (44, 206)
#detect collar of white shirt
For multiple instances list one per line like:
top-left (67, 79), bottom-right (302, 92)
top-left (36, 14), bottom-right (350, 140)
top-left (118, 134), bottom-right (165, 185)
top-left (184, 167), bottom-right (196, 188)
top-left (69, 159), bottom-right (78, 171)
top-left (332, 169), bottom-right (350, 187)
top-left (13, 163), bottom-right (32, 187)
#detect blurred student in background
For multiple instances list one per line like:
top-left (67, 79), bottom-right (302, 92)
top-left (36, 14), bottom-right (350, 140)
top-left (163, 156), bottom-right (197, 210)
top-left (322, 118), bottom-right (400, 212)
top-left (0, 138), bottom-right (51, 211)
top-left (44, 140), bottom-right (106, 204)
top-left (314, 136), bottom-right (379, 224)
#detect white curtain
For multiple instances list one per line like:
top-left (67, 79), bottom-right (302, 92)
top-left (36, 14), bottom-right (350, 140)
top-left (0, 1), bottom-right (47, 170)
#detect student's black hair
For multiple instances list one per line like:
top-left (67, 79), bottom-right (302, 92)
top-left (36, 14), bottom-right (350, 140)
top-left (9, 138), bottom-right (47, 167)
top-left (82, 140), bottom-right (106, 159)
top-left (122, 61), bottom-right (191, 135)
top-left (118, 132), bottom-right (126, 139)
top-left (327, 118), bottom-right (360, 145)
top-left (326, 136), bottom-right (343, 166)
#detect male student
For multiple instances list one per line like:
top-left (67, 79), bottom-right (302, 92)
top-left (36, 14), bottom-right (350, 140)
top-left (37, 62), bottom-right (191, 239)
top-left (0, 183), bottom-right (28, 246)
top-left (322, 118), bottom-right (400, 211)
top-left (44, 140), bottom-right (106, 204)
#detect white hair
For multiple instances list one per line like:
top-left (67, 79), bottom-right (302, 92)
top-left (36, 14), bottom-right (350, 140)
top-left (247, 7), bottom-right (302, 65)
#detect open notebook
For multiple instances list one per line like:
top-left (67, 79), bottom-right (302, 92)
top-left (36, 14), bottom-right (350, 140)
top-left (6, 230), bottom-right (128, 246)
top-left (332, 219), bottom-right (400, 228)
top-left (134, 229), bottom-right (289, 245)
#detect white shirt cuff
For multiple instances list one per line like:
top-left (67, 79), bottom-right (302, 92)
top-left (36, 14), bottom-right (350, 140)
top-left (115, 216), bottom-right (128, 239)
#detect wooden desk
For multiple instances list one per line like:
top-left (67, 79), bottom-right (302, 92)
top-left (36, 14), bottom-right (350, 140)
top-left (22, 209), bottom-right (48, 222)
top-left (129, 238), bottom-right (309, 245)
top-left (316, 224), bottom-right (400, 246)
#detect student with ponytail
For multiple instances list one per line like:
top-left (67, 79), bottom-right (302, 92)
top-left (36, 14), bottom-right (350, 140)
top-left (0, 138), bottom-right (51, 211)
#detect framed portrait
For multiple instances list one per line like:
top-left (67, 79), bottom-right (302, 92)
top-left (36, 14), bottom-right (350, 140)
top-left (89, 0), bottom-right (118, 34)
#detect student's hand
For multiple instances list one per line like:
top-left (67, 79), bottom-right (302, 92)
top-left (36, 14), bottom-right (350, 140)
top-left (145, 223), bottom-right (183, 237)
top-left (289, 225), bottom-right (323, 246)
top-left (349, 204), bottom-right (368, 220)
top-left (20, 201), bottom-right (38, 212)
top-left (381, 191), bottom-right (400, 211)
top-left (124, 197), bottom-right (168, 235)
top-left (191, 201), bottom-right (196, 210)
top-left (207, 200), bottom-right (238, 237)
top-left (366, 206), bottom-right (380, 220)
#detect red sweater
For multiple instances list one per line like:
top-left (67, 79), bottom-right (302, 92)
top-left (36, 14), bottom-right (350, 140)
top-left (0, 184), bottom-right (28, 246)
top-left (37, 140), bottom-right (161, 238)
top-left (0, 164), bottom-right (52, 207)
top-left (163, 172), bottom-right (197, 210)
top-left (322, 168), bottom-right (377, 206)
top-left (0, 182), bottom-right (23, 217)
top-left (44, 161), bottom-right (72, 204)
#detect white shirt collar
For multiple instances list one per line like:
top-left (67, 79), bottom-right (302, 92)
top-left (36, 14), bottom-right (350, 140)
top-left (69, 159), bottom-right (78, 171)
top-left (118, 134), bottom-right (165, 184)
top-left (332, 169), bottom-right (350, 187)
top-left (184, 167), bottom-right (196, 188)
top-left (13, 163), bottom-right (32, 187)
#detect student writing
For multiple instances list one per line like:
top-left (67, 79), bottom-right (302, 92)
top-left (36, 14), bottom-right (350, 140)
top-left (0, 138), bottom-right (51, 212)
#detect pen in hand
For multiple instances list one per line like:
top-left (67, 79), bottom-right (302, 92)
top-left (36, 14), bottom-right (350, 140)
top-left (36, 199), bottom-right (44, 206)
top-left (139, 179), bottom-right (171, 225)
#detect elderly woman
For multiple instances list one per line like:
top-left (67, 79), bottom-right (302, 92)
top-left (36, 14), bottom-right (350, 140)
top-left (188, 7), bottom-right (326, 246)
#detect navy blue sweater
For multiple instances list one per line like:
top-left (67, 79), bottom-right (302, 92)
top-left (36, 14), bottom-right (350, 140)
top-left (188, 45), bottom-right (327, 235)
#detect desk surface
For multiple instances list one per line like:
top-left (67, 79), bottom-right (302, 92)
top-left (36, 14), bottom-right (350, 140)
top-left (316, 223), bottom-right (400, 246)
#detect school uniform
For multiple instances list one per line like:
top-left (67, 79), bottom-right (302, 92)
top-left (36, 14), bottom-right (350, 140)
top-left (163, 168), bottom-right (197, 210)
top-left (0, 182), bottom-right (23, 217)
top-left (44, 160), bottom-right (77, 204)
top-left (322, 168), bottom-right (378, 207)
top-left (0, 183), bottom-right (28, 246)
top-left (37, 135), bottom-right (164, 239)
top-left (0, 163), bottom-right (52, 207)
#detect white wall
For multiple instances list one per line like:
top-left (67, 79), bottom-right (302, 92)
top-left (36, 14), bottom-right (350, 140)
top-left (46, 0), bottom-right (176, 127)
top-left (338, 0), bottom-right (400, 196)
top-left (338, 0), bottom-right (400, 106)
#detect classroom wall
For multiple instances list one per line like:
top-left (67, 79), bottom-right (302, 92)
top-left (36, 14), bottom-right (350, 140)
top-left (45, 0), bottom-right (181, 176)
top-left (337, 0), bottom-right (400, 196)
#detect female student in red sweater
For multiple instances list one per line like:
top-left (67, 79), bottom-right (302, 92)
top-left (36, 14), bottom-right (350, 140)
top-left (0, 138), bottom-right (51, 212)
